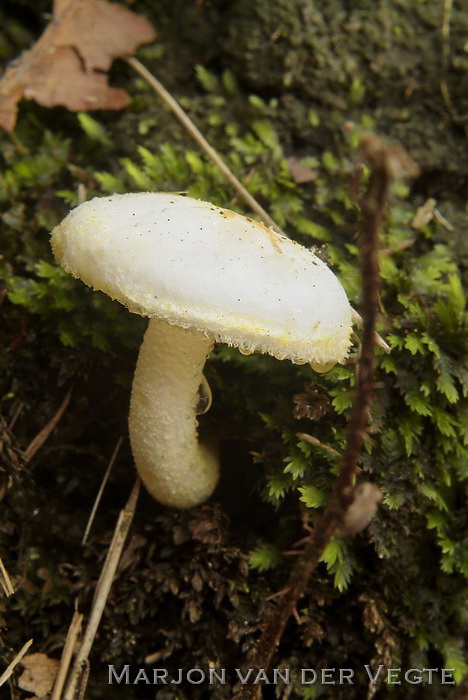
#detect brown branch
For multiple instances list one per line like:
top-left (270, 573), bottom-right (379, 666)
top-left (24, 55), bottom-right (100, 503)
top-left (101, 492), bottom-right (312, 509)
top-left (234, 136), bottom-right (418, 700)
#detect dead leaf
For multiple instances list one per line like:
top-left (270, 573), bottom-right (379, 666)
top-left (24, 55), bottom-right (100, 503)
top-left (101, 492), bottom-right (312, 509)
top-left (286, 156), bottom-right (318, 184)
top-left (188, 505), bottom-right (229, 546)
top-left (0, 0), bottom-right (156, 131)
top-left (18, 653), bottom-right (59, 697)
top-left (292, 385), bottom-right (330, 421)
top-left (21, 46), bottom-right (130, 112)
top-left (411, 197), bottom-right (437, 229)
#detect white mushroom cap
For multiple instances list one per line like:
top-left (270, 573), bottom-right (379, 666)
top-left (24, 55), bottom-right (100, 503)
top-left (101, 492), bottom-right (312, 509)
top-left (51, 192), bottom-right (352, 365)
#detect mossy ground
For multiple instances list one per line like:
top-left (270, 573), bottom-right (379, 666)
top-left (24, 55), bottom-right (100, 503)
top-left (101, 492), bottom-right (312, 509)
top-left (0, 1), bottom-right (467, 698)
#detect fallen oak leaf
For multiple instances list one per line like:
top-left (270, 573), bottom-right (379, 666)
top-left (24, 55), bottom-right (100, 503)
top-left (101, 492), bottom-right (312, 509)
top-left (20, 46), bottom-right (129, 113)
top-left (0, 0), bottom-right (156, 132)
top-left (48, 0), bottom-right (156, 73)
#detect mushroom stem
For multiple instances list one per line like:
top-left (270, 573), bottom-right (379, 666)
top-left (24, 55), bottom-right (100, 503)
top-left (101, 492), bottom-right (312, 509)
top-left (128, 318), bottom-right (218, 508)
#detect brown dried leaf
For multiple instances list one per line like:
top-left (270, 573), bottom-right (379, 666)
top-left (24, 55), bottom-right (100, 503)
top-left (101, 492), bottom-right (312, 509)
top-left (118, 533), bottom-right (147, 572)
top-left (0, 0), bottom-right (156, 131)
top-left (286, 156), bottom-right (318, 184)
top-left (300, 616), bottom-right (325, 646)
top-left (18, 653), bottom-right (59, 697)
top-left (292, 385), bottom-right (330, 421)
top-left (184, 596), bottom-right (203, 624)
top-left (191, 570), bottom-right (204, 593)
top-left (21, 47), bottom-right (130, 112)
top-left (188, 504), bottom-right (229, 546)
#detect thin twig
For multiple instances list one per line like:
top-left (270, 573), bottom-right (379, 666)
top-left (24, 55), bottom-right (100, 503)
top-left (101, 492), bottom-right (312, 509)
top-left (440, 0), bottom-right (456, 122)
top-left (234, 137), bottom-right (417, 700)
top-left (296, 432), bottom-right (340, 457)
top-left (126, 56), bottom-right (287, 236)
top-left (63, 478), bottom-right (141, 700)
top-left (0, 557), bottom-right (14, 596)
top-left (351, 308), bottom-right (390, 354)
top-left (434, 208), bottom-right (455, 232)
top-left (24, 387), bottom-right (73, 462)
top-left (50, 611), bottom-right (83, 700)
top-left (82, 435), bottom-right (124, 545)
top-left (7, 402), bottom-right (24, 432)
top-left (0, 638), bottom-right (33, 687)
top-left (440, 0), bottom-right (467, 129)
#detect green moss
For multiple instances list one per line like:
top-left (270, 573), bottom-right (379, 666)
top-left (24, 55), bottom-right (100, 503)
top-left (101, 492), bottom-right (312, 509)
top-left (223, 0), bottom-right (467, 182)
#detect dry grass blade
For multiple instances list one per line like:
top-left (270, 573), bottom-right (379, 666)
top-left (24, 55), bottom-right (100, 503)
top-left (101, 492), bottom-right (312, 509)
top-left (0, 557), bottom-right (14, 596)
top-left (440, 0), bottom-right (458, 124)
top-left (7, 402), bottom-right (24, 431)
top-left (63, 478), bottom-right (141, 700)
top-left (0, 638), bottom-right (33, 687)
top-left (82, 435), bottom-right (124, 545)
top-left (126, 57), bottom-right (286, 236)
top-left (434, 207), bottom-right (455, 232)
top-left (296, 432), bottom-right (340, 457)
top-left (24, 387), bottom-right (73, 462)
top-left (50, 611), bottom-right (83, 700)
top-left (351, 308), bottom-right (390, 354)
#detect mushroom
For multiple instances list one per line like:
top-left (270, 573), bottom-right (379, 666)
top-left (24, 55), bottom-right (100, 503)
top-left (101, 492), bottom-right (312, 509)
top-left (51, 193), bottom-right (353, 508)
